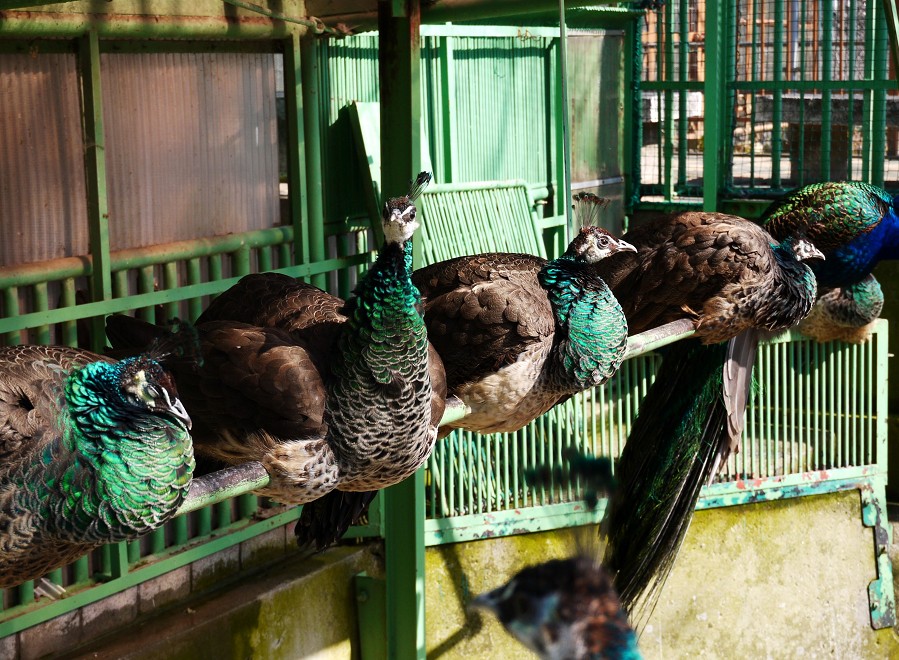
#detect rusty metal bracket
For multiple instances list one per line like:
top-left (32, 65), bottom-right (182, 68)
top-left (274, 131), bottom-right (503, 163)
top-left (860, 481), bottom-right (897, 629)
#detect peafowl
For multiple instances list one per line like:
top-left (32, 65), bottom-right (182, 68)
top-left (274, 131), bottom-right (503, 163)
top-left (596, 211), bottom-right (822, 624)
top-left (472, 556), bottom-right (641, 660)
top-left (474, 451), bottom-right (639, 660)
top-left (412, 193), bottom-right (634, 436)
top-left (107, 172), bottom-right (442, 551)
top-left (0, 342), bottom-right (194, 588)
top-left (761, 181), bottom-right (899, 343)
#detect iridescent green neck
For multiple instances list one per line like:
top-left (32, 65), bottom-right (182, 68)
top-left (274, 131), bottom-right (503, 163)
top-left (539, 256), bottom-right (627, 390)
top-left (53, 362), bottom-right (194, 539)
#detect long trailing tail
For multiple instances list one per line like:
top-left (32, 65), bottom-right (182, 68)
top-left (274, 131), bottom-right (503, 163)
top-left (601, 339), bottom-right (732, 628)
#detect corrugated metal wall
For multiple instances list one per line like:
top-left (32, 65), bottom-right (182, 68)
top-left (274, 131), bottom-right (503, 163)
top-left (0, 49), bottom-right (280, 268)
top-left (102, 52), bottom-right (280, 250)
top-left (0, 53), bottom-right (89, 266)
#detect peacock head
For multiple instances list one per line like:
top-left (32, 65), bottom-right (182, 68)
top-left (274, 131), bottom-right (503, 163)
top-left (114, 356), bottom-right (192, 430)
top-left (382, 171), bottom-right (432, 245)
top-left (471, 557), bottom-right (636, 659)
top-left (566, 226), bottom-right (636, 264)
top-left (780, 236), bottom-right (825, 262)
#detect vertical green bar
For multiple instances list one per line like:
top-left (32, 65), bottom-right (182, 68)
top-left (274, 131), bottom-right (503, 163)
top-left (677, 0), bottom-right (688, 190)
top-left (379, 3), bottom-right (425, 658)
top-left (283, 32), bottom-right (310, 272)
top-left (703, 0), bottom-right (723, 210)
top-left (79, 30), bottom-right (112, 354)
top-left (821, 0), bottom-right (833, 180)
top-left (109, 542), bottom-right (129, 578)
top-left (61, 279), bottom-right (79, 347)
top-left (439, 36), bottom-right (455, 183)
top-left (623, 18), bottom-right (642, 210)
top-left (4, 288), bottom-right (20, 345)
top-left (876, 322), bottom-right (889, 473)
top-left (301, 34), bottom-right (327, 291)
top-left (771, 0), bottom-right (784, 188)
top-left (663, 4), bottom-right (674, 200)
top-left (724, 0), bottom-right (737, 192)
top-left (871, 4), bottom-right (888, 187)
top-left (187, 258), bottom-right (203, 321)
top-left (73, 555), bottom-right (89, 584)
top-left (197, 506), bottom-right (212, 537)
top-left (33, 282), bottom-right (50, 345)
top-left (861, 0), bottom-right (875, 181)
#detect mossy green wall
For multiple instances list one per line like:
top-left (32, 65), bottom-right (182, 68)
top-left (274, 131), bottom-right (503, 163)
top-left (426, 490), bottom-right (899, 659)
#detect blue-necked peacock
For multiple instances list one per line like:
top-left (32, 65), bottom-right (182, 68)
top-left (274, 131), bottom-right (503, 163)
top-left (761, 181), bottom-right (899, 343)
top-left (596, 211), bottom-right (822, 622)
top-left (411, 193), bottom-right (634, 436)
top-left (0, 343), bottom-right (194, 588)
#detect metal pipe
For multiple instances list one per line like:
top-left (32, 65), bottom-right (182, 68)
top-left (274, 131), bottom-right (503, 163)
top-left (323, 1), bottom-right (641, 30)
top-left (301, 34), bottom-right (328, 289)
top-left (624, 318), bottom-right (696, 358)
top-left (0, 10), bottom-right (294, 39)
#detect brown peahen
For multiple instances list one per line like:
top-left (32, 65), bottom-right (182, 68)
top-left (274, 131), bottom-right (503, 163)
top-left (107, 173), bottom-right (444, 551)
top-left (0, 341), bottom-right (194, 588)
top-left (595, 211), bottom-right (822, 624)
top-left (412, 193), bottom-right (634, 437)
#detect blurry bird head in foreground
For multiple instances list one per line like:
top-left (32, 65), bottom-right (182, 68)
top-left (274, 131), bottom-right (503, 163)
top-left (382, 171), bottom-right (432, 244)
top-left (471, 556), bottom-right (640, 660)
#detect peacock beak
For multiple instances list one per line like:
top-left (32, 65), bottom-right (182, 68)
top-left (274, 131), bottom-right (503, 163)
top-left (167, 396), bottom-right (193, 430)
top-left (615, 239), bottom-right (637, 254)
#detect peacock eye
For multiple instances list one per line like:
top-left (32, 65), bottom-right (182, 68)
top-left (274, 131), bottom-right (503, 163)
top-left (598, 236), bottom-right (609, 247)
top-left (145, 384), bottom-right (160, 400)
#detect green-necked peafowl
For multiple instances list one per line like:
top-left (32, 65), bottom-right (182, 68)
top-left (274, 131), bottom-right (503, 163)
top-left (596, 211), bottom-right (822, 623)
top-left (107, 172), bottom-right (443, 551)
top-left (474, 452), bottom-right (639, 660)
top-left (761, 181), bottom-right (899, 343)
top-left (412, 193), bottom-right (634, 436)
top-left (0, 343), bottom-right (194, 588)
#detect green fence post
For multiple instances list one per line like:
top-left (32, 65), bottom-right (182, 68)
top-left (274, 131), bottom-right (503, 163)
top-left (703, 0), bottom-right (724, 210)
top-left (284, 32), bottom-right (309, 270)
top-left (379, 2), bottom-right (426, 658)
top-left (301, 33), bottom-right (328, 289)
top-left (79, 30), bottom-right (113, 352)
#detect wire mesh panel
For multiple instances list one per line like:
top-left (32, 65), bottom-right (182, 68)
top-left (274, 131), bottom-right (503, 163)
top-left (638, 0), bottom-right (899, 203)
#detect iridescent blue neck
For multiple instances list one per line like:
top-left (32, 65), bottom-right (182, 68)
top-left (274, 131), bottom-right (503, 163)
top-left (813, 208), bottom-right (899, 287)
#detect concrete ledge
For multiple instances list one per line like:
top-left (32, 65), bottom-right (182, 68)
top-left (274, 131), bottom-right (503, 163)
top-left (65, 544), bottom-right (382, 660)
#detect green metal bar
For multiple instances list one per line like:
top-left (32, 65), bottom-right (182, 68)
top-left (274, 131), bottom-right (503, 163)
top-left (703, 0), bottom-right (723, 211)
top-left (379, 2), bottom-right (425, 657)
top-left (4, 287), bottom-right (20, 345)
top-left (871, 4), bottom-right (889, 187)
top-left (723, 0), bottom-right (737, 192)
top-left (0, 508), bottom-right (302, 637)
top-left (283, 33), bottom-right (309, 271)
top-left (558, 1), bottom-right (573, 234)
top-left (771, 0), bottom-right (784, 187)
top-left (624, 16), bottom-right (642, 210)
top-left (677, 0), bottom-right (687, 190)
top-left (849, 0), bottom-right (857, 178)
top-left (821, 0), bottom-right (833, 181)
top-left (885, 0), bottom-right (899, 73)
top-left (79, 30), bottom-right (112, 353)
top-left (663, 3), bottom-right (674, 200)
top-left (862, 0), bottom-right (876, 181)
top-left (438, 36), bottom-right (455, 182)
top-left (0, 256), bottom-right (369, 336)
top-left (301, 34), bottom-right (327, 290)
top-left (32, 282), bottom-right (50, 345)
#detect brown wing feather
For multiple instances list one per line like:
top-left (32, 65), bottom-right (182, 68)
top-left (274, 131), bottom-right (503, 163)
top-left (412, 254), bottom-right (554, 389)
top-left (596, 212), bottom-right (777, 339)
top-left (0, 346), bottom-right (113, 465)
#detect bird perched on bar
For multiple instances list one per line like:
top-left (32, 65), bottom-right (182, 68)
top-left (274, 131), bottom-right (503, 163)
top-left (594, 211), bottom-right (822, 624)
top-left (0, 334), bottom-right (195, 589)
top-left (761, 181), bottom-right (899, 344)
top-left (107, 172), bottom-right (443, 552)
top-left (412, 193), bottom-right (634, 437)
top-left (474, 451), bottom-right (640, 660)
